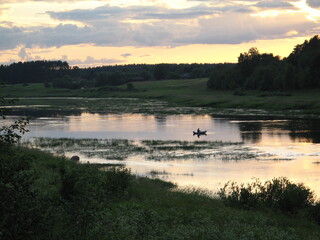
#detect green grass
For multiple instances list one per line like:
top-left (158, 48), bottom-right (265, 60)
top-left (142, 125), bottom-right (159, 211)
top-left (1, 144), bottom-right (320, 239)
top-left (0, 83), bottom-right (93, 97)
top-left (1, 80), bottom-right (320, 116)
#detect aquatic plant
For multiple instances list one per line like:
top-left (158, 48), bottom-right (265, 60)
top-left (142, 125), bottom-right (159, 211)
top-left (23, 138), bottom-right (264, 163)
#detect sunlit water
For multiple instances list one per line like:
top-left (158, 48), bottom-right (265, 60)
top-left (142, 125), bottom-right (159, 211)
top-left (5, 109), bottom-right (320, 196)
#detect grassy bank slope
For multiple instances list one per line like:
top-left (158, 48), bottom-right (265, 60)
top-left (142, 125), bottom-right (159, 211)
top-left (1, 144), bottom-right (320, 240)
top-left (1, 79), bottom-right (320, 114)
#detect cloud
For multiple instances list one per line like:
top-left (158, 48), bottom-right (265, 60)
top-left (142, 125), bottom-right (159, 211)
top-left (0, 1), bottom-right (319, 52)
top-left (177, 12), bottom-right (318, 45)
top-left (1, 0), bottom-right (108, 2)
top-left (191, 0), bottom-right (299, 10)
top-left (307, 0), bottom-right (320, 8)
top-left (67, 56), bottom-right (125, 66)
top-left (46, 4), bottom-right (218, 23)
top-left (121, 53), bottom-right (132, 58)
top-left (0, 26), bottom-right (24, 50)
top-left (140, 54), bottom-right (150, 57)
top-left (254, 0), bottom-right (294, 9)
top-left (18, 47), bottom-right (28, 60)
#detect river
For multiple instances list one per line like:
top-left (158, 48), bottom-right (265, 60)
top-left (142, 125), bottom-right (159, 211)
top-left (4, 98), bottom-right (320, 196)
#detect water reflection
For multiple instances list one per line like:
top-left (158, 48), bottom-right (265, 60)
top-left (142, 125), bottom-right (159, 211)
top-left (14, 112), bottom-right (320, 145)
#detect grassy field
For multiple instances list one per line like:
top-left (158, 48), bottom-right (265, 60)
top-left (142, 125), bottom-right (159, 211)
top-left (1, 144), bottom-right (320, 239)
top-left (1, 79), bottom-right (320, 115)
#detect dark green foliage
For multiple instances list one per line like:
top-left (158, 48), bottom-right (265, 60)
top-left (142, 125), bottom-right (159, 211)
top-left (207, 35), bottom-right (320, 91)
top-left (207, 64), bottom-right (237, 89)
top-left (0, 146), bottom-right (44, 240)
top-left (0, 60), bottom-right (216, 88)
top-left (52, 75), bottom-right (81, 89)
top-left (126, 82), bottom-right (135, 91)
top-left (218, 177), bottom-right (315, 214)
top-left (310, 202), bottom-right (320, 224)
top-left (153, 64), bottom-right (167, 80)
top-left (0, 97), bottom-right (29, 144)
top-left (140, 70), bottom-right (153, 81)
top-left (0, 145), bottom-right (131, 239)
top-left (0, 118), bottom-right (29, 144)
top-left (0, 60), bottom-right (69, 84)
top-left (95, 71), bottom-right (129, 87)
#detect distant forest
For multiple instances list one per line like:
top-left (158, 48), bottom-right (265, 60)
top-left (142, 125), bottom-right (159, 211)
top-left (208, 35), bottom-right (320, 91)
top-left (1, 35), bottom-right (320, 91)
top-left (0, 60), bottom-right (214, 89)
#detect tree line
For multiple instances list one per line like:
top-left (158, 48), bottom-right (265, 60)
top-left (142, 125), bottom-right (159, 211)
top-left (207, 35), bottom-right (320, 91)
top-left (0, 60), bottom-right (215, 89)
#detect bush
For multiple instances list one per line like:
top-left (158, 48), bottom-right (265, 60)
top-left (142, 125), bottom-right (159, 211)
top-left (308, 201), bottom-right (320, 225)
top-left (218, 177), bottom-right (315, 214)
top-left (233, 89), bottom-right (247, 96)
top-left (60, 165), bottom-right (131, 202)
top-left (0, 144), bottom-right (132, 239)
top-left (0, 146), bottom-right (45, 239)
top-left (126, 83), bottom-right (135, 91)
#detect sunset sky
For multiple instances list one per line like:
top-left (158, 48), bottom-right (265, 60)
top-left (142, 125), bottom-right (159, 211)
top-left (0, 0), bottom-right (319, 67)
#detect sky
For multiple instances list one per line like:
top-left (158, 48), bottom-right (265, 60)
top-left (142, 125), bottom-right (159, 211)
top-left (0, 0), bottom-right (319, 67)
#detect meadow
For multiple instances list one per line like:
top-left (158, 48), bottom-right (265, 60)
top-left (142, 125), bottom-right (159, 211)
top-left (1, 78), bottom-right (320, 116)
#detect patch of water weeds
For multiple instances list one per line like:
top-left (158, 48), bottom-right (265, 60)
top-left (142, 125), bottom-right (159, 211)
top-left (24, 138), bottom-right (145, 161)
top-left (22, 138), bottom-right (271, 162)
top-left (143, 140), bottom-right (258, 161)
top-left (149, 170), bottom-right (194, 177)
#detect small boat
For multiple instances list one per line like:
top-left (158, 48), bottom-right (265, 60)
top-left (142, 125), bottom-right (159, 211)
top-left (193, 129), bottom-right (207, 136)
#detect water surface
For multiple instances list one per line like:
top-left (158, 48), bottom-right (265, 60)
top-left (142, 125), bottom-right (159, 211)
top-left (5, 98), bottom-right (320, 195)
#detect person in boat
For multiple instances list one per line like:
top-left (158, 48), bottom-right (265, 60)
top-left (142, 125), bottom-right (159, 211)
top-left (197, 128), bottom-right (200, 133)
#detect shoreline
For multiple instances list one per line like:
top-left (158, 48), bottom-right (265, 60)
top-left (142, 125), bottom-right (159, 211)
top-left (1, 79), bottom-right (320, 118)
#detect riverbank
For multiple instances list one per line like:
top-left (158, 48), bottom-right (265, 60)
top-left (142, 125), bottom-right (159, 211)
top-left (1, 79), bottom-right (320, 116)
top-left (1, 144), bottom-right (320, 239)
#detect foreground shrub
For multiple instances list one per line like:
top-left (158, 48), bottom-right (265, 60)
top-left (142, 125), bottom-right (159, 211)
top-left (310, 202), bottom-right (320, 225)
top-left (218, 177), bottom-right (315, 214)
top-left (0, 146), bottom-right (131, 239)
top-left (0, 146), bottom-right (44, 240)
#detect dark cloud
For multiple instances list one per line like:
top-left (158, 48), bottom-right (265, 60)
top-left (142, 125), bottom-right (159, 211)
top-left (121, 53), bottom-right (132, 58)
top-left (47, 4), bottom-right (217, 22)
top-left (190, 0), bottom-right (299, 10)
top-left (0, 26), bottom-right (24, 50)
top-left (254, 1), bottom-right (294, 9)
top-left (18, 47), bottom-right (28, 60)
top-left (307, 0), bottom-right (320, 8)
top-left (176, 12), bottom-right (318, 45)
